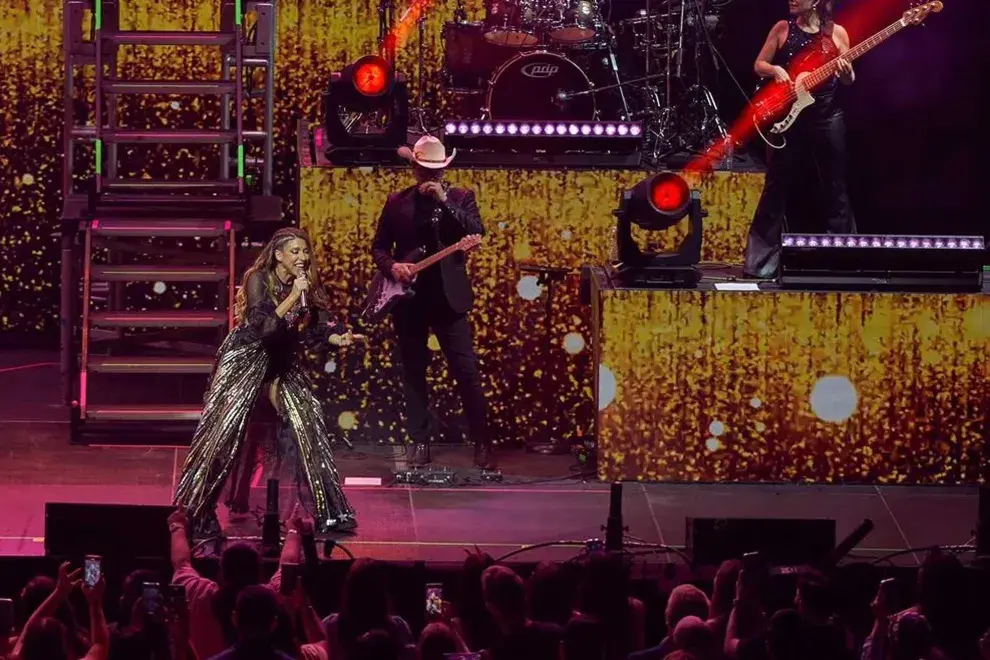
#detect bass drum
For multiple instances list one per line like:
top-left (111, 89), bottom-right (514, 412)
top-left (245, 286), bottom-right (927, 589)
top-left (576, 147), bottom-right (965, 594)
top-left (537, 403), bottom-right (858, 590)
top-left (485, 51), bottom-right (596, 120)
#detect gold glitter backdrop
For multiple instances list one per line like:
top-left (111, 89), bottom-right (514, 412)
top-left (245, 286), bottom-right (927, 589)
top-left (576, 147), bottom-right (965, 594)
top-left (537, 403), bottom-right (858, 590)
top-left (0, 0), bottom-right (484, 334)
top-left (594, 288), bottom-right (990, 484)
top-left (299, 167), bottom-right (763, 448)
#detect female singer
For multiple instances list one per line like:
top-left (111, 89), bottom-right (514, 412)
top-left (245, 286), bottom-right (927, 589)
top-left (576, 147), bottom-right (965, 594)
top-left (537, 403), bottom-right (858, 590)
top-left (173, 227), bottom-right (359, 535)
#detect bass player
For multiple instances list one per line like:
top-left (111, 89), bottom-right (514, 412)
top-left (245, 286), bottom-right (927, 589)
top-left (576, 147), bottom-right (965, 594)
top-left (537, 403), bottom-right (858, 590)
top-left (744, 0), bottom-right (858, 278)
top-left (370, 135), bottom-right (496, 469)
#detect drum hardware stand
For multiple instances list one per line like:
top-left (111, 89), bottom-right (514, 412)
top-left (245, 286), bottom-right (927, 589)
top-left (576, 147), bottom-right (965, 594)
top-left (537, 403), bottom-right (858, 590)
top-left (600, 23), bottom-right (631, 120)
top-left (679, 0), bottom-right (728, 158)
top-left (407, 10), bottom-right (432, 135)
top-left (636, 0), bottom-right (682, 161)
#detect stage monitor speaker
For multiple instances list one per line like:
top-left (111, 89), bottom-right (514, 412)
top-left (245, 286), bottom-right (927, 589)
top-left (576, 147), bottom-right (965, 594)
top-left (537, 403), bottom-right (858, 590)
top-left (687, 517), bottom-right (836, 566)
top-left (45, 503), bottom-right (174, 559)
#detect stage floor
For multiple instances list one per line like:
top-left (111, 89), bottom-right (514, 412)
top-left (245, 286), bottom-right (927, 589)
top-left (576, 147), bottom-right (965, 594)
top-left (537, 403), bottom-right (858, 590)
top-left (1, 351), bottom-right (977, 566)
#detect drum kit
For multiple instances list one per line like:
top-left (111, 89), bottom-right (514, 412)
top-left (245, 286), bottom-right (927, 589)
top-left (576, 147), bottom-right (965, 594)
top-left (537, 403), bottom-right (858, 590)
top-left (429, 0), bottom-right (734, 161)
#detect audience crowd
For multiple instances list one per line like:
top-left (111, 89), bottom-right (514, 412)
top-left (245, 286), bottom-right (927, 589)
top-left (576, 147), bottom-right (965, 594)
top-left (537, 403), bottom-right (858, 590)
top-left (1, 507), bottom-right (989, 660)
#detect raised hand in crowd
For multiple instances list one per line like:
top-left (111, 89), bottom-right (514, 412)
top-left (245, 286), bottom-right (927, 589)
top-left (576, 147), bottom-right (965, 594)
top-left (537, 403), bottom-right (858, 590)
top-left (13, 562), bottom-right (109, 660)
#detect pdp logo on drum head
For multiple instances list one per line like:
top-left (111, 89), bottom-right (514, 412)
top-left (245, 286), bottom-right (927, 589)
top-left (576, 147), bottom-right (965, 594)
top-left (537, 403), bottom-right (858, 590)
top-left (521, 63), bottom-right (559, 78)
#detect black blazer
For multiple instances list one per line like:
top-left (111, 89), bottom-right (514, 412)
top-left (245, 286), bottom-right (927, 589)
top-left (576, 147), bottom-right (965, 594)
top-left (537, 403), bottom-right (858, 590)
top-left (371, 185), bottom-right (484, 315)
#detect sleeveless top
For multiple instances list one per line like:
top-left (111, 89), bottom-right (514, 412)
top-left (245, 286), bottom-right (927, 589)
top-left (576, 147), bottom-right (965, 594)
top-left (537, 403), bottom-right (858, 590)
top-left (774, 17), bottom-right (840, 118)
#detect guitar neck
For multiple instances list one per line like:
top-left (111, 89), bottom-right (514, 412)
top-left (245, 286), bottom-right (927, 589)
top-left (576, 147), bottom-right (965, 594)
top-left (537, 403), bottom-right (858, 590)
top-left (805, 18), bottom-right (907, 89)
top-left (411, 243), bottom-right (464, 274)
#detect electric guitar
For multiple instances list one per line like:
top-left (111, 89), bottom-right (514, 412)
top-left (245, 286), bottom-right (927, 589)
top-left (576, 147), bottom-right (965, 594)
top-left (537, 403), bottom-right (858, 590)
top-left (361, 234), bottom-right (483, 322)
top-left (752, 1), bottom-right (942, 135)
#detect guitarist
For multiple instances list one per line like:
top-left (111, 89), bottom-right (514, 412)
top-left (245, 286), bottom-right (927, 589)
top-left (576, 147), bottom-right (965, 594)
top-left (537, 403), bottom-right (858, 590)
top-left (370, 135), bottom-right (496, 469)
top-left (744, 0), bottom-right (857, 278)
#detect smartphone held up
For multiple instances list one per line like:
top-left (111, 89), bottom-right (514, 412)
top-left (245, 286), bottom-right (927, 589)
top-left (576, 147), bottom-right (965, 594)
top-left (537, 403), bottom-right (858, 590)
top-left (84, 555), bottom-right (102, 587)
top-left (426, 583), bottom-right (444, 618)
top-left (143, 582), bottom-right (163, 616)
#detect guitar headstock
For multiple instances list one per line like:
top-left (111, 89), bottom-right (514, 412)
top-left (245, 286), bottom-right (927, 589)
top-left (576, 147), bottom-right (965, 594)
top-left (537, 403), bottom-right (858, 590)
top-left (903, 1), bottom-right (943, 26)
top-left (458, 234), bottom-right (483, 251)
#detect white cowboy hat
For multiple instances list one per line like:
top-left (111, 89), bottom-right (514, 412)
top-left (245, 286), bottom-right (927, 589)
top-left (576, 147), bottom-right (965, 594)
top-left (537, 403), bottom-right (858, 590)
top-left (397, 135), bottom-right (456, 169)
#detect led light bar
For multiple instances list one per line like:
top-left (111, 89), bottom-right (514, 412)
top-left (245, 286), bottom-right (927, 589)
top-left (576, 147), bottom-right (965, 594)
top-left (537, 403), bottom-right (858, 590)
top-left (444, 120), bottom-right (643, 139)
top-left (780, 233), bottom-right (986, 293)
top-left (782, 234), bottom-right (985, 250)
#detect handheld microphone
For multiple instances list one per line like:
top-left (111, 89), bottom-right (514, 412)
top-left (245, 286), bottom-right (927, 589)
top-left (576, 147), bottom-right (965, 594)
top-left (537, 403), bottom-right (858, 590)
top-left (298, 269), bottom-right (308, 308)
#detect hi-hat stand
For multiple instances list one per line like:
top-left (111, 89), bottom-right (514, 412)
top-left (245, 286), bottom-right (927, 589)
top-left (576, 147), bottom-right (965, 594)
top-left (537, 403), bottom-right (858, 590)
top-left (678, 0), bottom-right (729, 157)
top-left (639, 0), bottom-right (686, 162)
top-left (408, 10), bottom-right (432, 135)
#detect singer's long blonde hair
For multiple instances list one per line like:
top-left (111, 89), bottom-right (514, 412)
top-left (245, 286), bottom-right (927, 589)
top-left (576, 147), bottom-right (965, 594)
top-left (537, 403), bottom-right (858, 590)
top-left (234, 227), bottom-right (330, 324)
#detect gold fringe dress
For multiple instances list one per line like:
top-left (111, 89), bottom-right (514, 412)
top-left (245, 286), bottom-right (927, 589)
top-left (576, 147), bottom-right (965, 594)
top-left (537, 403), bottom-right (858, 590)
top-left (172, 271), bottom-right (355, 531)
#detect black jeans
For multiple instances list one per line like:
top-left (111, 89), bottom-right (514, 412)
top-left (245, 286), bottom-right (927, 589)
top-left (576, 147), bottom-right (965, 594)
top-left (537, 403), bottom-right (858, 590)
top-left (744, 111), bottom-right (857, 277)
top-left (393, 296), bottom-right (490, 448)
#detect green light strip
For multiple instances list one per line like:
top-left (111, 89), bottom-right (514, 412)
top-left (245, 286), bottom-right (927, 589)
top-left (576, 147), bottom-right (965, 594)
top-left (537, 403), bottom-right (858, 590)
top-left (95, 139), bottom-right (103, 175)
top-left (235, 0), bottom-right (242, 25)
top-left (95, 0), bottom-right (102, 29)
top-left (237, 144), bottom-right (245, 178)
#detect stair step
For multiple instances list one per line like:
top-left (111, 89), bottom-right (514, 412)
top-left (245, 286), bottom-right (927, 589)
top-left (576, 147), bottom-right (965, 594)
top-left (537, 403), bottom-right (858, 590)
top-left (103, 31), bottom-right (235, 47)
top-left (103, 179), bottom-right (240, 192)
top-left (75, 126), bottom-right (263, 141)
top-left (71, 125), bottom-right (96, 140)
top-left (86, 404), bottom-right (202, 422)
top-left (89, 218), bottom-right (234, 238)
top-left (90, 310), bottom-right (228, 328)
top-left (102, 79), bottom-right (237, 95)
top-left (102, 129), bottom-right (238, 144)
top-left (95, 195), bottom-right (245, 211)
top-left (89, 356), bottom-right (215, 374)
top-left (92, 265), bottom-right (229, 282)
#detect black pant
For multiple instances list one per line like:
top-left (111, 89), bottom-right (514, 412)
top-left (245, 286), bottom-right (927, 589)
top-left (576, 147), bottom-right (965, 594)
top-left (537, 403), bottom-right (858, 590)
top-left (225, 395), bottom-right (277, 511)
top-left (393, 296), bottom-right (490, 447)
top-left (744, 111), bottom-right (857, 277)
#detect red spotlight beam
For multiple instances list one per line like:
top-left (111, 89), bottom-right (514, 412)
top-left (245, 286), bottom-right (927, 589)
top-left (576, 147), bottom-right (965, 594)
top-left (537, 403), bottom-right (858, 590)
top-left (381, 0), bottom-right (438, 57)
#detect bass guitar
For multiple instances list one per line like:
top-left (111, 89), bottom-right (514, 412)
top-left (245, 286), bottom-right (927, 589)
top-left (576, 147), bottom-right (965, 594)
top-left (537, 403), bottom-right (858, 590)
top-left (752, 1), bottom-right (942, 135)
top-left (361, 234), bottom-right (482, 322)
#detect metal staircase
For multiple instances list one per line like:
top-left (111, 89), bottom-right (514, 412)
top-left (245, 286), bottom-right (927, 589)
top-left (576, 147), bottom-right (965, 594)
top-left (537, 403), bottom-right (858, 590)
top-left (60, 0), bottom-right (280, 444)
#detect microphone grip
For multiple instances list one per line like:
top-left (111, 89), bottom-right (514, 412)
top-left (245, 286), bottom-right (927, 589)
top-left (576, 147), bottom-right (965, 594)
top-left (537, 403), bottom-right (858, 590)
top-left (300, 290), bottom-right (307, 308)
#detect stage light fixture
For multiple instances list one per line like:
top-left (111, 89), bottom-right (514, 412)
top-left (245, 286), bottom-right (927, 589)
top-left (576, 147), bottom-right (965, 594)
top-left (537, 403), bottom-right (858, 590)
top-left (780, 233), bottom-right (986, 291)
top-left (613, 172), bottom-right (705, 287)
top-left (445, 120), bottom-right (641, 142)
top-left (441, 119), bottom-right (643, 167)
top-left (782, 233), bottom-right (984, 251)
top-left (323, 55), bottom-right (408, 159)
top-left (351, 56), bottom-right (391, 97)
